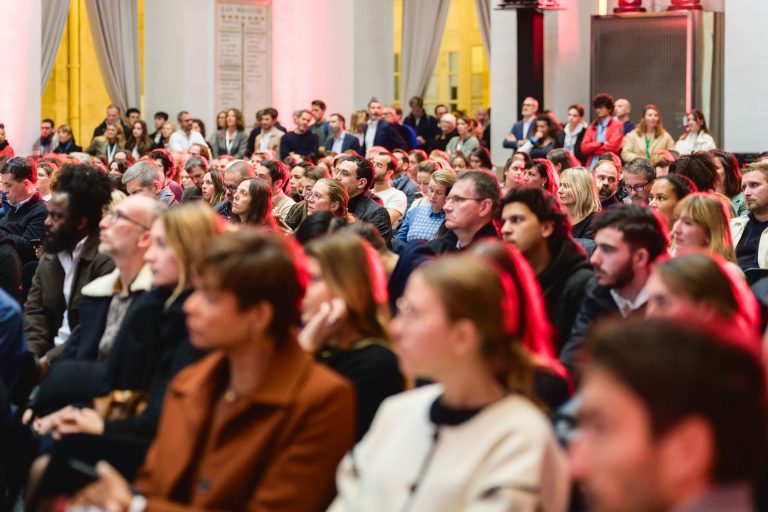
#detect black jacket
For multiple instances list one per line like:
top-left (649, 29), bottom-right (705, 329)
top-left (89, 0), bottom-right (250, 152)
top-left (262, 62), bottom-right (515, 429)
top-left (0, 192), bottom-right (47, 264)
top-left (403, 114), bottom-right (439, 148)
top-left (428, 221), bottom-right (500, 254)
top-left (560, 277), bottom-right (623, 379)
top-left (0, 232), bottom-right (21, 302)
top-left (348, 193), bottom-right (393, 245)
top-left (536, 235), bottom-right (593, 354)
top-left (53, 140), bottom-right (83, 154)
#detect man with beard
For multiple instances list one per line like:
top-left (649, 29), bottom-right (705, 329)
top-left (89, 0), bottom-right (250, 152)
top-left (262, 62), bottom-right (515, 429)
top-left (24, 164), bottom-right (114, 366)
top-left (560, 204), bottom-right (667, 378)
top-left (372, 151), bottom-right (407, 228)
top-left (571, 319), bottom-right (765, 512)
top-left (593, 157), bottom-right (622, 210)
top-left (732, 160), bottom-right (768, 271)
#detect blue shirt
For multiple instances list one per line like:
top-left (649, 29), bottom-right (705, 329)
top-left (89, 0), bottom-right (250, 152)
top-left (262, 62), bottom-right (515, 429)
top-left (0, 287), bottom-right (26, 392)
top-left (395, 204), bottom-right (445, 244)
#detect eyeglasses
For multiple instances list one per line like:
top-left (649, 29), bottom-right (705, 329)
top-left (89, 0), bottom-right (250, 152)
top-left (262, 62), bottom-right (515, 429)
top-left (106, 209), bottom-right (150, 231)
top-left (622, 182), bottom-right (650, 194)
top-left (306, 191), bottom-right (328, 202)
top-left (445, 194), bottom-right (485, 205)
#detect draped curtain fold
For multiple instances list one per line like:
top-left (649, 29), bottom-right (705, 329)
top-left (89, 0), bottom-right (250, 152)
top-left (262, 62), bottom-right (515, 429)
top-left (474, 0), bottom-right (491, 58)
top-left (400, 0), bottom-right (451, 103)
top-left (41, 0), bottom-right (72, 92)
top-left (84, 0), bottom-right (140, 113)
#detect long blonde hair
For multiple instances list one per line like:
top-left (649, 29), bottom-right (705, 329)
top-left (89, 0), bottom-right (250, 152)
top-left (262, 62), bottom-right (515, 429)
top-left (161, 202), bottom-right (225, 307)
top-left (559, 167), bottom-right (601, 223)
top-left (673, 192), bottom-right (735, 262)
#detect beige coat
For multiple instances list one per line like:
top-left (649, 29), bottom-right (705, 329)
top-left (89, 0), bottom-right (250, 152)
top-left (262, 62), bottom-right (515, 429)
top-left (621, 129), bottom-right (675, 162)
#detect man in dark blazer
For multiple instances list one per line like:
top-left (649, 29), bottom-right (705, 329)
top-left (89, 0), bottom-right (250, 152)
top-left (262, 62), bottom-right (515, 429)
top-left (362, 99), bottom-right (407, 154)
top-left (502, 97), bottom-right (539, 151)
top-left (324, 113), bottom-right (362, 154)
top-left (403, 96), bottom-right (439, 149)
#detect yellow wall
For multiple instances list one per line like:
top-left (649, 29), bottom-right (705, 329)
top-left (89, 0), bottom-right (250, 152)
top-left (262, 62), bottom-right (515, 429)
top-left (393, 0), bottom-right (490, 116)
top-left (41, 0), bottom-right (144, 145)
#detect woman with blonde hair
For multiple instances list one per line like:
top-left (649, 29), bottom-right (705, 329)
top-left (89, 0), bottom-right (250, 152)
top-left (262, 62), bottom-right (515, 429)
top-left (306, 178), bottom-right (353, 223)
top-left (621, 104), bottom-right (675, 162)
top-left (671, 192), bottom-right (736, 263)
top-left (395, 168), bottom-right (456, 245)
top-left (558, 167), bottom-right (601, 239)
top-left (31, 203), bottom-right (224, 485)
top-left (331, 253), bottom-right (569, 511)
top-left (300, 233), bottom-right (404, 439)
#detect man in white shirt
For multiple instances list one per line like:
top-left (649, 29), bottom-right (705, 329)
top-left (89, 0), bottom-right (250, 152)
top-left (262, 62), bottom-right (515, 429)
top-left (168, 111), bottom-right (207, 153)
top-left (24, 164), bottom-right (115, 363)
top-left (372, 151), bottom-right (407, 228)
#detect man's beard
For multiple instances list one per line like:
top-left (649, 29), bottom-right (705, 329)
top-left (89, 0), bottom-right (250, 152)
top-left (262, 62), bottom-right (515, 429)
top-left (599, 260), bottom-right (634, 289)
top-left (599, 186), bottom-right (614, 199)
top-left (43, 227), bottom-right (78, 254)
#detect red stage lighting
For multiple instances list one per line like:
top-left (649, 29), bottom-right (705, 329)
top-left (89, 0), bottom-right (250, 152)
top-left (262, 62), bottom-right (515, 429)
top-left (614, 0), bottom-right (646, 13)
top-left (668, 0), bottom-right (702, 10)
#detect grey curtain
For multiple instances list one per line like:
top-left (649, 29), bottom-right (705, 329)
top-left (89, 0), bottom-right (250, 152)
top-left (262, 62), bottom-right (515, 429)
top-left (41, 0), bottom-right (71, 92)
top-left (84, 0), bottom-right (140, 113)
top-left (474, 0), bottom-right (491, 58)
top-left (400, 0), bottom-right (451, 103)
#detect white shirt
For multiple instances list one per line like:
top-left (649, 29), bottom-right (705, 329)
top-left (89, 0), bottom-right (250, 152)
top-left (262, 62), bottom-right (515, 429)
top-left (674, 131), bottom-right (716, 155)
top-left (168, 129), bottom-right (207, 153)
top-left (331, 131), bottom-right (348, 154)
top-left (522, 116), bottom-right (535, 139)
top-left (53, 237), bottom-right (88, 346)
top-left (610, 284), bottom-right (649, 318)
top-left (259, 132), bottom-right (272, 151)
top-left (365, 120), bottom-right (378, 149)
top-left (376, 187), bottom-right (408, 229)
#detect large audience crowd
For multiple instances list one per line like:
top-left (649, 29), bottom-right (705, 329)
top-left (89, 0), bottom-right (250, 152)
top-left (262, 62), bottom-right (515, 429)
top-left (0, 92), bottom-right (765, 512)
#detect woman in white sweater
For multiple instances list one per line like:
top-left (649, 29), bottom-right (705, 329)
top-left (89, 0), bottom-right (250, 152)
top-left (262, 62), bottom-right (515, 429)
top-left (330, 251), bottom-right (570, 512)
top-left (675, 109), bottom-right (716, 155)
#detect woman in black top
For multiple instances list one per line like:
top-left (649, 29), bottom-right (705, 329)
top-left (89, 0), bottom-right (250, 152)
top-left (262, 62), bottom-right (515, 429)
top-left (300, 232), bottom-right (404, 440)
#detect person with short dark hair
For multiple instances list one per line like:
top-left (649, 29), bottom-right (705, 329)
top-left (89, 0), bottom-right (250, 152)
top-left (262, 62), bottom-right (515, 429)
top-left (24, 163), bottom-right (115, 361)
top-left (0, 157), bottom-right (48, 263)
top-left (403, 96), bottom-right (439, 150)
top-left (255, 160), bottom-right (296, 222)
top-left (310, 99), bottom-right (329, 142)
top-left (147, 148), bottom-right (183, 202)
top-left (648, 173), bottom-right (697, 230)
top-left (500, 187), bottom-right (593, 351)
top-left (333, 155), bottom-right (393, 243)
top-left (181, 155), bottom-right (209, 202)
top-left (428, 170), bottom-right (500, 253)
top-left (280, 109), bottom-right (320, 161)
top-left (580, 93), bottom-right (624, 169)
top-left (324, 113), bottom-right (362, 154)
top-left (168, 111), bottom-right (207, 153)
top-left (571, 318), bottom-right (765, 512)
top-left (362, 99), bottom-right (407, 153)
top-left (560, 204), bottom-right (668, 377)
top-left (148, 111), bottom-right (168, 145)
top-left (32, 118), bottom-right (58, 156)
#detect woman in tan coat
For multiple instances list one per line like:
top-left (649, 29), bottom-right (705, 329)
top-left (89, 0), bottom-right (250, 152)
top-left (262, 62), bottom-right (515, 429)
top-left (70, 231), bottom-right (356, 512)
top-left (621, 104), bottom-right (675, 162)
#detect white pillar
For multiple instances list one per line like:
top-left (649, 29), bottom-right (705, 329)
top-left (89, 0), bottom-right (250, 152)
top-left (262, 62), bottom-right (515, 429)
top-left (543, 0), bottom-right (597, 120)
top-left (0, 1), bottom-right (41, 156)
top-left (724, 0), bottom-right (768, 153)
top-left (144, 0), bottom-right (216, 131)
top-left (490, 8), bottom-right (518, 167)
top-left (352, 0), bottom-right (394, 108)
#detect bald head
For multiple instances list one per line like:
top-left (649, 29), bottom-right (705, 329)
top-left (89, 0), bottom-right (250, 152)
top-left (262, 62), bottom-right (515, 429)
top-left (99, 194), bottom-right (166, 260)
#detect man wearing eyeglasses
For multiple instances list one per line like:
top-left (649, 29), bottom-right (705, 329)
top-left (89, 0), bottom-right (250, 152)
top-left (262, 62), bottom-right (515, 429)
top-left (52, 194), bottom-right (164, 366)
top-left (429, 170), bottom-right (500, 254)
top-left (621, 158), bottom-right (656, 206)
top-left (24, 164), bottom-right (115, 367)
